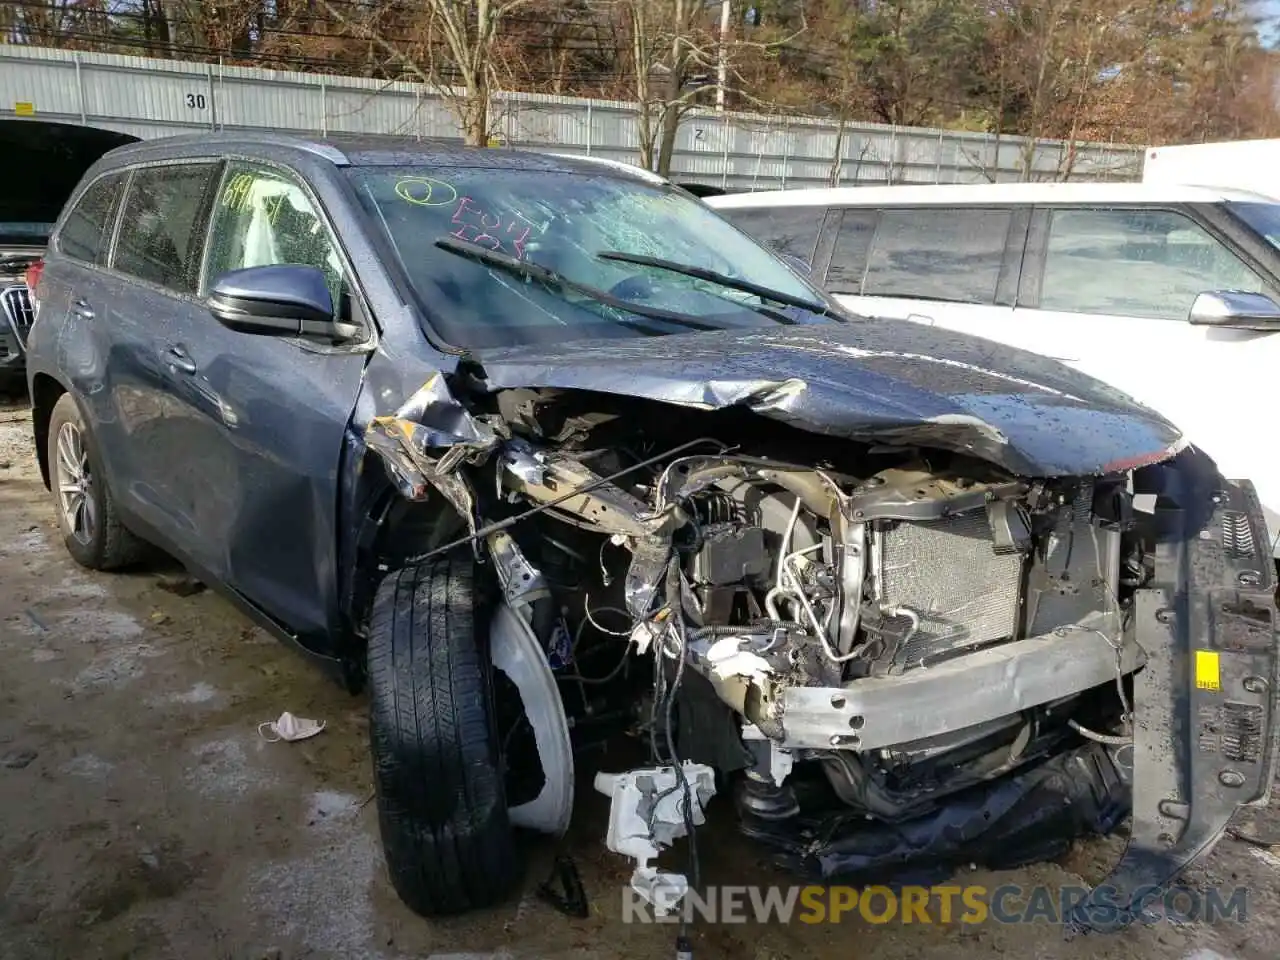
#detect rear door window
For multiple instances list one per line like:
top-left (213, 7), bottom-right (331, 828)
top-left (825, 209), bottom-right (880, 294)
top-left (57, 172), bottom-right (128, 266)
top-left (1038, 207), bottom-right (1267, 320)
top-left (112, 163), bottom-right (220, 294)
top-left (720, 206), bottom-right (823, 265)
top-left (862, 208), bottom-right (1012, 304)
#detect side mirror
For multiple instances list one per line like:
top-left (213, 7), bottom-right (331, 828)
top-left (778, 253), bottom-right (813, 277)
top-left (207, 265), bottom-right (360, 341)
top-left (1187, 290), bottom-right (1280, 331)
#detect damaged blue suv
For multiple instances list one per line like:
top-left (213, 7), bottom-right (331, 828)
top-left (24, 133), bottom-right (1279, 931)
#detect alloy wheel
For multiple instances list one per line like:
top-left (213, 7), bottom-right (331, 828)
top-left (54, 420), bottom-right (95, 546)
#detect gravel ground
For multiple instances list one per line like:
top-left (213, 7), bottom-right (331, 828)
top-left (1, 395), bottom-right (1277, 960)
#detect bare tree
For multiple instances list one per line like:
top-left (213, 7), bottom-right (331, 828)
top-left (15, 0), bottom-right (1280, 157)
top-left (981, 0), bottom-right (1133, 180)
top-left (972, 0), bottom-right (1277, 173)
top-left (322, 0), bottom-right (535, 146)
top-left (621, 0), bottom-right (804, 175)
top-left (492, 1), bottom-right (609, 96)
top-left (2, 0), bottom-right (114, 48)
top-left (620, 0), bottom-right (710, 174)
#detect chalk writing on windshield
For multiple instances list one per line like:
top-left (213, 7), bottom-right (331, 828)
top-left (394, 176), bottom-right (459, 208)
top-left (450, 196), bottom-right (544, 260)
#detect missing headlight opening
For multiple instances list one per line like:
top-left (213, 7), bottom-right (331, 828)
top-left (359, 373), bottom-right (1236, 930)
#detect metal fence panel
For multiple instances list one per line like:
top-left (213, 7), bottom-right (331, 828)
top-left (0, 45), bottom-right (1145, 187)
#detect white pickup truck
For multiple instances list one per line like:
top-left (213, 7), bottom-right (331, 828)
top-left (708, 141), bottom-right (1280, 562)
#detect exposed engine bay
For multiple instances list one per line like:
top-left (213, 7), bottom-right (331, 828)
top-left (358, 373), bottom-right (1172, 915)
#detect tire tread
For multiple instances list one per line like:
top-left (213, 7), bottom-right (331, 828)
top-left (367, 556), bottom-right (518, 916)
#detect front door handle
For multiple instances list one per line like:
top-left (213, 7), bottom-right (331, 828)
top-left (71, 298), bottom-right (94, 320)
top-left (163, 344), bottom-right (197, 375)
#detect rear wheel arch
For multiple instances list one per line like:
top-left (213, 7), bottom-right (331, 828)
top-left (46, 391), bottom-right (147, 570)
top-left (30, 373), bottom-right (67, 490)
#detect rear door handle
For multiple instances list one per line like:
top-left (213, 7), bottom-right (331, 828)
top-left (163, 343), bottom-right (197, 375)
top-left (71, 298), bottom-right (94, 320)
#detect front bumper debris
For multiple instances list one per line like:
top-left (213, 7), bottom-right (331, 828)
top-left (1069, 478), bottom-right (1279, 934)
top-left (596, 762), bottom-right (717, 914)
top-left (736, 478), bottom-right (1277, 932)
top-left (741, 738), bottom-right (1130, 884)
top-left (768, 629), bottom-right (1146, 751)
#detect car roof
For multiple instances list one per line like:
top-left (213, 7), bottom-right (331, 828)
top-left (705, 181), bottom-right (1279, 209)
top-left (91, 132), bottom-right (663, 183)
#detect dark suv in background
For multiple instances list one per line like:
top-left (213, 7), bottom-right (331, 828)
top-left (1, 243), bottom-right (37, 392)
top-left (0, 120), bottom-right (137, 395)
top-left (22, 132), bottom-right (1278, 933)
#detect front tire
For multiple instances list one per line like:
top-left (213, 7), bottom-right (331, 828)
top-left (46, 393), bottom-right (145, 570)
top-left (367, 557), bottom-right (520, 916)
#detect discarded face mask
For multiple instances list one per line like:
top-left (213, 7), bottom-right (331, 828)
top-left (257, 711), bottom-right (326, 743)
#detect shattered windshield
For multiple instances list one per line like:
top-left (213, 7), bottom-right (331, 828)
top-left (345, 165), bottom-right (831, 349)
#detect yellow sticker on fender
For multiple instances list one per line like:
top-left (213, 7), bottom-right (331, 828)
top-left (1195, 650), bottom-right (1222, 691)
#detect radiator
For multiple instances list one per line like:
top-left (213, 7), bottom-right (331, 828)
top-left (874, 509), bottom-right (1024, 672)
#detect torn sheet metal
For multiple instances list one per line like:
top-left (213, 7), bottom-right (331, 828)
top-left (624, 537), bottom-right (673, 618)
top-left (364, 374), bottom-right (502, 537)
top-left (390, 372), bottom-right (497, 451)
top-left (474, 323), bottom-right (1186, 477)
top-left (487, 529), bottom-right (552, 611)
top-left (500, 450), bottom-right (656, 539)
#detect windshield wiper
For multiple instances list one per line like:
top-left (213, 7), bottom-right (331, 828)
top-left (596, 250), bottom-right (830, 315)
top-left (434, 236), bottom-right (724, 333)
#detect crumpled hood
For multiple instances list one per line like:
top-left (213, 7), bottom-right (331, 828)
top-left (475, 320), bottom-right (1185, 477)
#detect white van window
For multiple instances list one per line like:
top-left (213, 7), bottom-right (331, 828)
top-left (863, 208), bottom-right (1010, 304)
top-left (720, 206), bottom-right (822, 265)
top-left (1039, 208), bottom-right (1264, 321)
top-left (826, 210), bottom-right (879, 294)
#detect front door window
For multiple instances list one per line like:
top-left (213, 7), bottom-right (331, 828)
top-left (203, 162), bottom-right (348, 314)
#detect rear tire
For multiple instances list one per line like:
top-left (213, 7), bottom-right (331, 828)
top-left (367, 556), bottom-right (520, 916)
top-left (46, 393), bottom-right (146, 570)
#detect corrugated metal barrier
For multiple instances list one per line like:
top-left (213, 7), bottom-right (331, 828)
top-left (0, 45), bottom-right (1144, 191)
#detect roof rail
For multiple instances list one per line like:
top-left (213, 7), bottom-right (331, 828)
top-left (221, 132), bottom-right (351, 165)
top-left (132, 131), bottom-right (351, 165)
top-left (543, 152), bottom-right (669, 185)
